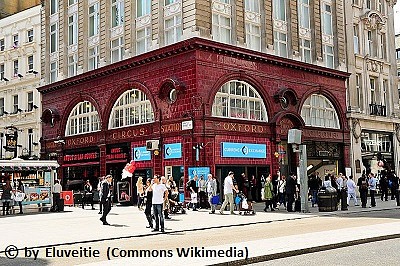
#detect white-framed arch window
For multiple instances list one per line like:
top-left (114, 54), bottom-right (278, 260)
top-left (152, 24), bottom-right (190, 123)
top-left (66, 101), bottom-right (101, 136)
top-left (301, 94), bottom-right (339, 129)
top-left (212, 80), bottom-right (268, 121)
top-left (109, 89), bottom-right (154, 129)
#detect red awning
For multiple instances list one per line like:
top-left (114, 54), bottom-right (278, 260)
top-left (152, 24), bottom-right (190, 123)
top-left (106, 159), bottom-right (128, 164)
top-left (62, 161), bottom-right (99, 167)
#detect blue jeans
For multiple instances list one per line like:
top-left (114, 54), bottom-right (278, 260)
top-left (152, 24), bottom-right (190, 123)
top-left (152, 204), bottom-right (164, 230)
top-left (310, 190), bottom-right (318, 206)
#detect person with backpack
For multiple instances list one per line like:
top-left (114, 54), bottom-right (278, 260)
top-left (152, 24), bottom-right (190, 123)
top-left (357, 174), bottom-right (369, 208)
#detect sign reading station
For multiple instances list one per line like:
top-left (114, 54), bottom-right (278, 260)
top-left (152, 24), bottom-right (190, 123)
top-left (133, 146), bottom-right (151, 161)
top-left (164, 143), bottom-right (182, 159)
top-left (221, 142), bottom-right (267, 158)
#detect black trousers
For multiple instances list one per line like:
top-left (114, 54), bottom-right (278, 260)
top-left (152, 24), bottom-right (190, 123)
top-left (370, 190), bottom-right (376, 207)
top-left (381, 188), bottom-right (388, 201)
top-left (360, 190), bottom-right (368, 207)
top-left (53, 193), bottom-right (60, 211)
top-left (2, 201), bottom-right (10, 215)
top-left (101, 200), bottom-right (111, 222)
top-left (286, 193), bottom-right (295, 212)
top-left (82, 194), bottom-right (94, 209)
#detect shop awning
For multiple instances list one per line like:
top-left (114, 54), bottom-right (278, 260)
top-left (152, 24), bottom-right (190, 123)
top-left (0, 158), bottom-right (59, 171)
top-left (62, 161), bottom-right (99, 167)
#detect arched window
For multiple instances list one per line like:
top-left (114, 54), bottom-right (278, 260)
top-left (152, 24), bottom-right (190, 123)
top-left (66, 101), bottom-right (100, 136)
top-left (212, 80), bottom-right (267, 121)
top-left (109, 89), bottom-right (154, 129)
top-left (301, 94), bottom-right (339, 129)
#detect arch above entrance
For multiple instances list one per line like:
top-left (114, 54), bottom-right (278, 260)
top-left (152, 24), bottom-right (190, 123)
top-left (271, 111), bottom-right (305, 142)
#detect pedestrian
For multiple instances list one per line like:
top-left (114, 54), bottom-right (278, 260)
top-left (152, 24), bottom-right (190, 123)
top-left (336, 173), bottom-right (344, 206)
top-left (100, 175), bottom-right (113, 225)
top-left (82, 180), bottom-right (94, 210)
top-left (136, 177), bottom-right (144, 211)
top-left (368, 173), bottom-right (377, 207)
top-left (15, 180), bottom-right (25, 214)
top-left (391, 172), bottom-right (400, 206)
top-left (151, 175), bottom-right (168, 233)
top-left (198, 175), bottom-right (207, 209)
top-left (263, 174), bottom-right (275, 212)
top-left (1, 177), bottom-right (13, 216)
top-left (206, 174), bottom-right (218, 214)
top-left (52, 179), bottom-right (62, 212)
top-left (346, 176), bottom-right (359, 206)
top-left (379, 172), bottom-right (388, 201)
top-left (97, 176), bottom-right (104, 214)
top-left (250, 175), bottom-right (257, 202)
top-left (285, 173), bottom-right (296, 212)
top-left (277, 175), bottom-right (286, 209)
top-left (188, 175), bottom-right (198, 211)
top-left (144, 178), bottom-right (153, 228)
top-left (219, 171), bottom-right (238, 215)
top-left (161, 176), bottom-right (171, 220)
top-left (323, 175), bottom-right (332, 188)
top-left (357, 174), bottom-right (368, 208)
top-left (308, 173), bottom-right (319, 207)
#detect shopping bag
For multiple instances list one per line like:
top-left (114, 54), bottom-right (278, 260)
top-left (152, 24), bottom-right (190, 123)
top-left (190, 192), bottom-right (197, 203)
top-left (235, 195), bottom-right (241, 205)
top-left (261, 188), bottom-right (265, 200)
top-left (211, 195), bottom-right (220, 205)
top-left (14, 192), bottom-right (25, 202)
top-left (242, 199), bottom-right (249, 209)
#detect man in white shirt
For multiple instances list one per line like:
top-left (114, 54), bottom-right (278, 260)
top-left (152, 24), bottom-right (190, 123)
top-left (219, 171), bottom-right (238, 215)
top-left (347, 176), bottom-right (358, 206)
top-left (53, 180), bottom-right (62, 212)
top-left (151, 175), bottom-right (168, 233)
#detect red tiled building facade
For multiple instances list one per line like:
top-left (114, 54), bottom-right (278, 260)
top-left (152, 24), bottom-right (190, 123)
top-left (38, 38), bottom-right (350, 201)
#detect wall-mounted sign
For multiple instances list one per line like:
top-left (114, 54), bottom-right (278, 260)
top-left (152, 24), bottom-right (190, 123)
top-left (133, 146), bottom-right (151, 161)
top-left (188, 167), bottom-right (210, 181)
top-left (106, 147), bottom-right (128, 161)
top-left (63, 152), bottom-right (99, 162)
top-left (221, 142), bottom-right (267, 158)
top-left (5, 133), bottom-right (17, 151)
top-left (182, 120), bottom-right (193, 130)
top-left (164, 143), bottom-right (182, 159)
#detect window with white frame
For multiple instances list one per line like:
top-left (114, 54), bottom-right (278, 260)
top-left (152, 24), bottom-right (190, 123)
top-left (274, 31), bottom-right (288, 57)
top-left (366, 0), bottom-right (372, 9)
top-left (0, 98), bottom-right (4, 116)
top-left (165, 15), bottom-right (182, 45)
top-left (12, 95), bottom-right (18, 114)
top-left (89, 3), bottom-right (100, 37)
top-left (66, 101), bottom-right (101, 136)
top-left (379, 33), bottom-right (386, 59)
top-left (0, 64), bottom-right (4, 80)
top-left (88, 46), bottom-right (99, 70)
top-left (353, 0), bottom-right (359, 5)
top-left (165, 0), bottom-right (180, 4)
top-left (212, 80), bottom-right (268, 121)
top-left (353, 25), bottom-right (359, 54)
top-left (323, 44), bottom-right (334, 68)
top-left (367, 30), bottom-right (376, 57)
top-left (50, 61), bottom-right (58, 83)
top-left (13, 60), bottom-right (19, 77)
top-left (300, 94), bottom-right (339, 129)
top-left (50, 23), bottom-right (58, 53)
top-left (298, 0), bottom-right (310, 29)
top-left (0, 39), bottom-right (4, 51)
top-left (245, 23), bottom-right (261, 51)
top-left (68, 14), bottom-right (78, 46)
top-left (50, 0), bottom-right (58, 15)
top-left (28, 55), bottom-right (34, 71)
top-left (212, 13), bottom-right (231, 44)
top-left (355, 74), bottom-right (363, 111)
top-left (13, 34), bottom-right (19, 48)
top-left (111, 37), bottom-right (124, 63)
top-left (109, 89), bottom-right (154, 129)
top-left (300, 38), bottom-right (311, 63)
top-left (68, 0), bottom-right (77, 6)
top-left (377, 0), bottom-right (383, 12)
top-left (273, 0), bottom-right (287, 21)
top-left (382, 79), bottom-right (387, 106)
top-left (245, 0), bottom-right (260, 12)
top-left (321, 2), bottom-right (333, 36)
top-left (68, 54), bottom-right (77, 77)
top-left (137, 0), bottom-right (151, 17)
top-left (111, 0), bottom-right (124, 28)
top-left (27, 29), bottom-right (34, 43)
top-left (370, 77), bottom-right (376, 103)
top-left (27, 91), bottom-right (34, 112)
top-left (136, 27), bottom-right (151, 54)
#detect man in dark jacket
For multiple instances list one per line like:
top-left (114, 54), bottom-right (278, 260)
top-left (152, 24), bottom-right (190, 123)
top-left (285, 173), bottom-right (297, 212)
top-left (357, 174), bottom-right (368, 208)
top-left (100, 175), bottom-right (113, 225)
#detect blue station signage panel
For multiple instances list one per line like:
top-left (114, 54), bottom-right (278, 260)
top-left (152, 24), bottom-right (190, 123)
top-left (164, 143), bottom-right (182, 159)
top-left (221, 142), bottom-right (267, 158)
top-left (133, 146), bottom-right (151, 161)
top-left (188, 167), bottom-right (211, 181)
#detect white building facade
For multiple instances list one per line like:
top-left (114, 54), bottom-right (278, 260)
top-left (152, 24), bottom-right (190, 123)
top-left (0, 5), bottom-right (42, 159)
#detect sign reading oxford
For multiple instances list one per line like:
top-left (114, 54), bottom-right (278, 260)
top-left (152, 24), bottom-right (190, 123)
top-left (221, 142), bottom-right (267, 158)
top-left (164, 143), bottom-right (182, 159)
top-left (133, 146), bottom-right (151, 161)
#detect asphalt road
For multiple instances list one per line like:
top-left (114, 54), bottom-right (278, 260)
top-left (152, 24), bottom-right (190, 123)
top-left (254, 238), bottom-right (400, 266)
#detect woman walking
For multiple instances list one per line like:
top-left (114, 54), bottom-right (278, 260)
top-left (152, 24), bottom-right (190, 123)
top-left (1, 177), bottom-right (13, 216)
top-left (144, 178), bottom-right (153, 228)
top-left (263, 175), bottom-right (275, 212)
top-left (136, 177), bottom-right (144, 210)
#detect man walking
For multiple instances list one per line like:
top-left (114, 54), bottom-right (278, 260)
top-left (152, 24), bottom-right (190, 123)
top-left (368, 173), bottom-right (377, 207)
top-left (285, 173), bottom-right (297, 212)
top-left (52, 180), bottom-right (62, 212)
top-left (219, 171), bottom-right (238, 215)
top-left (206, 174), bottom-right (218, 214)
top-left (151, 175), bottom-right (168, 233)
top-left (100, 175), bottom-right (113, 225)
top-left (347, 176), bottom-right (358, 206)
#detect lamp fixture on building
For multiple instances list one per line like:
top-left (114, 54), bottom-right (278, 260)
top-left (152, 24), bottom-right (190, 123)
top-left (2, 77), bottom-right (9, 82)
top-left (17, 108), bottom-right (23, 113)
top-left (17, 73), bottom-right (23, 78)
top-left (27, 70), bottom-right (38, 75)
top-left (33, 105), bottom-right (38, 109)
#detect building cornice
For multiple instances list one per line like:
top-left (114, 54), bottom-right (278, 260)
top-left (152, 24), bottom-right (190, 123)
top-left (38, 37), bottom-right (350, 94)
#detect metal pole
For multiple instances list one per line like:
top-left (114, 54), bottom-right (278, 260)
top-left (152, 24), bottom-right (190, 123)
top-left (299, 144), bottom-right (309, 213)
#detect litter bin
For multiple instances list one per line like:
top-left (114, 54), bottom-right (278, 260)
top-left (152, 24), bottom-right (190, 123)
top-left (58, 198), bottom-right (65, 212)
top-left (318, 187), bottom-right (338, 212)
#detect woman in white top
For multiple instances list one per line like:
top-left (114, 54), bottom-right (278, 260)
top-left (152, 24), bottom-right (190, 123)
top-left (323, 175), bottom-right (332, 188)
top-left (136, 177), bottom-right (144, 211)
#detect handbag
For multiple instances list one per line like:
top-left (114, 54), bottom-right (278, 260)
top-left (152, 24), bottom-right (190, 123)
top-left (235, 195), bottom-right (241, 205)
top-left (14, 192), bottom-right (25, 202)
top-left (211, 195), bottom-right (220, 205)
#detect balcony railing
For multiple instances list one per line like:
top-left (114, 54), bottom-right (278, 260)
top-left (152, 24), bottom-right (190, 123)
top-left (369, 103), bottom-right (386, 117)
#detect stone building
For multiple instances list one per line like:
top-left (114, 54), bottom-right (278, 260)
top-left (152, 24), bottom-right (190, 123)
top-left (344, 0), bottom-right (400, 177)
top-left (0, 5), bottom-right (42, 160)
top-left (0, 0), bottom-right (41, 19)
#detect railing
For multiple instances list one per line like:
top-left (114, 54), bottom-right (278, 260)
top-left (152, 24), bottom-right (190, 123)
top-left (369, 103), bottom-right (386, 117)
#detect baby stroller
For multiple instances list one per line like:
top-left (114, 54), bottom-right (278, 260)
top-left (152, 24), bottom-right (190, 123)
top-left (169, 192), bottom-right (186, 214)
top-left (237, 192), bottom-right (255, 215)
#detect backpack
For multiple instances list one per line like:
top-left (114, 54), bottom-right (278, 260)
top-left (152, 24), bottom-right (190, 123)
top-left (361, 180), bottom-right (368, 190)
